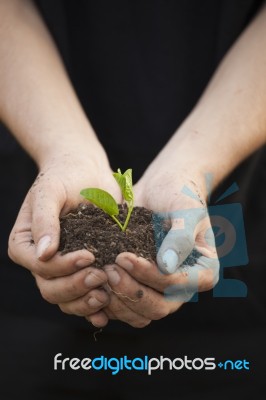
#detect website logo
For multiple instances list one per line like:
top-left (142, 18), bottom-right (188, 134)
top-left (53, 354), bottom-right (250, 375)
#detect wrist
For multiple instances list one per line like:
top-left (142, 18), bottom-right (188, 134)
top-left (144, 120), bottom-right (237, 198)
top-left (138, 140), bottom-right (209, 203)
top-left (35, 126), bottom-right (109, 172)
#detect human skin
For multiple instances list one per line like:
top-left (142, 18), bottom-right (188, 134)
top-left (2, 0), bottom-right (266, 327)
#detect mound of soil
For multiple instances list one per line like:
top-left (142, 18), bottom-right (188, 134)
top-left (59, 204), bottom-right (157, 268)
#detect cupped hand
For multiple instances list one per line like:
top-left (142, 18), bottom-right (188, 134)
top-left (100, 169), bottom-right (219, 328)
top-left (8, 153), bottom-right (121, 325)
top-left (134, 172), bottom-right (219, 279)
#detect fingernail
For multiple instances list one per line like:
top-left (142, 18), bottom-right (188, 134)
top-left (105, 268), bottom-right (121, 286)
top-left (76, 258), bottom-right (93, 268)
top-left (88, 298), bottom-right (103, 308)
top-left (162, 249), bottom-right (179, 273)
top-left (84, 273), bottom-right (98, 287)
top-left (36, 235), bottom-right (51, 259)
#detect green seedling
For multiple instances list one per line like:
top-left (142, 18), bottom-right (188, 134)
top-left (80, 168), bottom-right (134, 232)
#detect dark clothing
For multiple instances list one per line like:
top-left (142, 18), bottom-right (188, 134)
top-left (0, 1), bottom-right (265, 399)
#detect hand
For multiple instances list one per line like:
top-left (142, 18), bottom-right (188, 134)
top-left (99, 257), bottom-right (183, 328)
top-left (8, 153), bottom-right (121, 324)
top-left (134, 167), bottom-right (219, 280)
top-left (99, 168), bottom-right (219, 328)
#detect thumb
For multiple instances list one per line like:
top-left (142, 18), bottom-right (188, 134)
top-left (156, 207), bottom-right (206, 274)
top-left (31, 183), bottom-right (64, 261)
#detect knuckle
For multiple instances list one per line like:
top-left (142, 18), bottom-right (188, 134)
top-left (64, 279), bottom-right (80, 296)
top-left (74, 299), bottom-right (96, 317)
top-left (169, 303), bottom-right (183, 314)
top-left (169, 227), bottom-right (193, 244)
top-left (58, 302), bottom-right (89, 317)
top-left (34, 261), bottom-right (53, 279)
top-left (213, 271), bottom-right (220, 287)
top-left (58, 296), bottom-right (106, 317)
top-left (151, 305), bottom-right (169, 320)
top-left (88, 269), bottom-right (107, 285)
top-left (7, 232), bottom-right (20, 264)
top-left (58, 303), bottom-right (73, 315)
top-left (201, 270), bottom-right (217, 291)
top-left (130, 319), bottom-right (151, 328)
top-left (33, 213), bottom-right (44, 227)
top-left (90, 291), bottom-right (109, 306)
top-left (7, 244), bottom-right (16, 263)
top-left (39, 285), bottom-right (57, 304)
top-left (183, 230), bottom-right (194, 243)
top-left (109, 305), bottom-right (122, 316)
top-left (213, 259), bottom-right (220, 276)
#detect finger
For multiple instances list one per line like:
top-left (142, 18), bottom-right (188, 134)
top-left (34, 266), bottom-right (108, 303)
top-left (85, 311), bottom-right (109, 328)
top-left (184, 216), bottom-right (220, 292)
top-left (116, 252), bottom-right (167, 291)
top-left (9, 228), bottom-right (96, 278)
top-left (187, 255), bottom-right (219, 292)
top-left (116, 251), bottom-right (219, 295)
top-left (155, 207), bottom-right (207, 274)
top-left (103, 294), bottom-right (152, 328)
top-left (116, 252), bottom-right (195, 293)
top-left (30, 175), bottom-right (67, 261)
top-left (103, 264), bottom-right (181, 320)
top-left (8, 194), bottom-right (33, 264)
top-left (163, 254), bottom-right (220, 302)
top-left (59, 288), bottom-right (109, 316)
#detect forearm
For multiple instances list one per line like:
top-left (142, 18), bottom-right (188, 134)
top-left (143, 3), bottom-right (266, 196)
top-left (0, 0), bottom-right (107, 168)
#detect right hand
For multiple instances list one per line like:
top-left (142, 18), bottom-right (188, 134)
top-left (99, 173), bottom-right (219, 328)
top-left (8, 152), bottom-right (121, 327)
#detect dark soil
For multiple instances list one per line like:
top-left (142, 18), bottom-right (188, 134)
top-left (59, 204), bottom-right (157, 268)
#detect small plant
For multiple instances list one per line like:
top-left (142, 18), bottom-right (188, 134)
top-left (80, 168), bottom-right (134, 232)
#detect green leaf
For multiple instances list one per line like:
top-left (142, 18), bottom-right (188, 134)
top-left (80, 188), bottom-right (119, 216)
top-left (113, 168), bottom-right (134, 202)
top-left (112, 169), bottom-right (124, 194)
